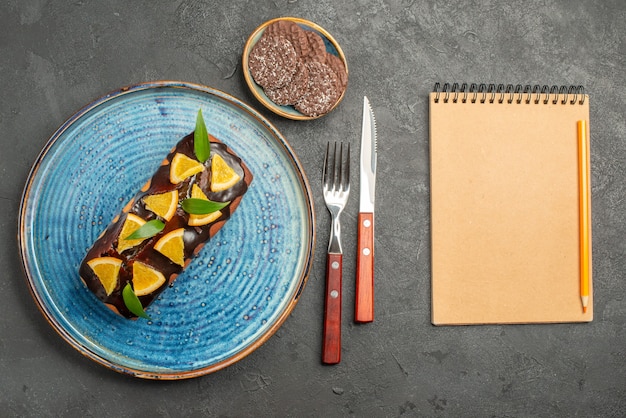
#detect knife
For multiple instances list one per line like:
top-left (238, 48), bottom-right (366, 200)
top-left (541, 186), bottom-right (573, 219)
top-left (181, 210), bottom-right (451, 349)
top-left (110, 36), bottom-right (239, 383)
top-left (355, 96), bottom-right (377, 323)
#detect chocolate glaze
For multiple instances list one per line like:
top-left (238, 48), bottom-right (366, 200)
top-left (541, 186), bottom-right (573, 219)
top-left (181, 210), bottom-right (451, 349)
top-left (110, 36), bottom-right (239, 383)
top-left (79, 132), bottom-right (253, 318)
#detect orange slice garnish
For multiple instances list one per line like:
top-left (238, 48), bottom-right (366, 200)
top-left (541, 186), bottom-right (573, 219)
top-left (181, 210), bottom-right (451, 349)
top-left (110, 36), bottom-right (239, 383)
top-left (188, 184), bottom-right (222, 226)
top-left (143, 190), bottom-right (178, 221)
top-left (154, 228), bottom-right (185, 266)
top-left (210, 154), bottom-right (240, 192)
top-left (170, 153), bottom-right (205, 184)
top-left (132, 261), bottom-right (166, 296)
top-left (87, 257), bottom-right (122, 296)
top-left (117, 213), bottom-right (147, 253)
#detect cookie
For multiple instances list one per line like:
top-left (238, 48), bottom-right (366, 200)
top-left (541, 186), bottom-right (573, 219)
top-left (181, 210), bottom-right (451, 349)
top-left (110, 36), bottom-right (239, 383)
top-left (303, 31), bottom-right (327, 64)
top-left (265, 19), bottom-right (292, 35)
top-left (265, 60), bottom-right (310, 105)
top-left (295, 61), bottom-right (340, 117)
top-left (265, 20), bottom-right (311, 60)
top-left (325, 52), bottom-right (348, 91)
top-left (248, 33), bottom-right (298, 89)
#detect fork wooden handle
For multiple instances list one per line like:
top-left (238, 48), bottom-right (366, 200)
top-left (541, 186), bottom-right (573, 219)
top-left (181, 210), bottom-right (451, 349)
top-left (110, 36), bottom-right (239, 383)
top-left (322, 252), bottom-right (342, 364)
top-left (355, 212), bottom-right (374, 322)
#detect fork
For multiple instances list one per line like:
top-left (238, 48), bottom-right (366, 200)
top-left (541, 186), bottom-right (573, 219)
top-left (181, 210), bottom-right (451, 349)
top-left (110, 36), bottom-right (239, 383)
top-left (322, 141), bottom-right (350, 364)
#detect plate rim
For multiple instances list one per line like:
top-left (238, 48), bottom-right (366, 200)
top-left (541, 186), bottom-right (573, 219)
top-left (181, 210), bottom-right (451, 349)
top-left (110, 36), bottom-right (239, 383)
top-left (18, 80), bottom-right (316, 379)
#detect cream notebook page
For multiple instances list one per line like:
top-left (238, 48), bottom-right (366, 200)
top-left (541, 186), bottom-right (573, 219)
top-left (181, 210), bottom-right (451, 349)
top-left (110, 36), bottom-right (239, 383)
top-left (429, 85), bottom-right (592, 325)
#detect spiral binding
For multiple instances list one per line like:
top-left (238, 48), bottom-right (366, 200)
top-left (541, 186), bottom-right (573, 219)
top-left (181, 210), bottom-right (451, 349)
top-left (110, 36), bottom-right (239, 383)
top-left (433, 83), bottom-right (585, 105)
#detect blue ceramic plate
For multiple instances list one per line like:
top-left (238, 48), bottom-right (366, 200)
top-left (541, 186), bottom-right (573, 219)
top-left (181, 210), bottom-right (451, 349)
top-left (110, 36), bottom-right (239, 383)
top-left (19, 81), bottom-right (315, 379)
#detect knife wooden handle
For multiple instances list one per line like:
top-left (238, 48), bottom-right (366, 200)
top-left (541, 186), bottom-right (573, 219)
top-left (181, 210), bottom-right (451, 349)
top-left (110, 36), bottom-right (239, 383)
top-left (355, 212), bottom-right (374, 323)
top-left (322, 252), bottom-right (342, 364)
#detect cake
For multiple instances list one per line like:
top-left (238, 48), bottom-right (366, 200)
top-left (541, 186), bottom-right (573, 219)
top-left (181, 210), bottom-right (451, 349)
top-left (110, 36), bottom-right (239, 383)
top-left (79, 111), bottom-right (253, 319)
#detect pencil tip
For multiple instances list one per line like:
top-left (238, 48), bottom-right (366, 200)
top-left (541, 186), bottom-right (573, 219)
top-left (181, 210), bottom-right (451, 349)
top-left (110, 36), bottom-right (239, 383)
top-left (583, 306), bottom-right (587, 313)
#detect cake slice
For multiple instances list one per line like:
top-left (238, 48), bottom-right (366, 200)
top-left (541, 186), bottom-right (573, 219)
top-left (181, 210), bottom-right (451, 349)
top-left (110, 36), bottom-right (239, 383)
top-left (79, 113), bottom-right (253, 318)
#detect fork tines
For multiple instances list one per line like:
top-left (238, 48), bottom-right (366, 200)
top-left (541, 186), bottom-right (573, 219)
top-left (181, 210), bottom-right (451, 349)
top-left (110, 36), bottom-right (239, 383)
top-left (323, 142), bottom-right (350, 192)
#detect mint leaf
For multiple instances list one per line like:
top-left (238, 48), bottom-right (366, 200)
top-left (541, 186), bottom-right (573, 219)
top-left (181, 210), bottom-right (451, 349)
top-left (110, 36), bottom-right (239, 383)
top-left (181, 198), bottom-right (229, 215)
top-left (124, 219), bottom-right (165, 240)
top-left (122, 283), bottom-right (151, 319)
top-left (194, 109), bottom-right (210, 163)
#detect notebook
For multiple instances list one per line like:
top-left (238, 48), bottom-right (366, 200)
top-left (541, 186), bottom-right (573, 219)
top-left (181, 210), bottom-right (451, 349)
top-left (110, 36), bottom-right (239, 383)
top-left (429, 83), bottom-right (592, 325)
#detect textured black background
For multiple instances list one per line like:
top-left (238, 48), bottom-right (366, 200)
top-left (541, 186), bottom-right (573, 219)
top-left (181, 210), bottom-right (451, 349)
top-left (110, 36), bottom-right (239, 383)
top-left (1, 1), bottom-right (625, 416)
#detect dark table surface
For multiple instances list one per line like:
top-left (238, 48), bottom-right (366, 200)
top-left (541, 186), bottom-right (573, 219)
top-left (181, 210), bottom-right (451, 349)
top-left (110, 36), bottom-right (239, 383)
top-left (2, 1), bottom-right (625, 416)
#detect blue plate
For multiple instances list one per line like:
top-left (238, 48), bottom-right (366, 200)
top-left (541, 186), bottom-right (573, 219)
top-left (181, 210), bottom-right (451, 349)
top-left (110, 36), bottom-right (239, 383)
top-left (18, 81), bottom-right (315, 379)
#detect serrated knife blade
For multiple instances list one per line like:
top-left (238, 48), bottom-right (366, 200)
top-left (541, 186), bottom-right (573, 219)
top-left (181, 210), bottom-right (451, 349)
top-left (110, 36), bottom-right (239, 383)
top-left (355, 96), bottom-right (377, 323)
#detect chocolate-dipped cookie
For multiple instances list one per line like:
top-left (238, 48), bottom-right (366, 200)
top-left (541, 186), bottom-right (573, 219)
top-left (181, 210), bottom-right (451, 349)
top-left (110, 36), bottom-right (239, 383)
top-left (265, 60), bottom-right (310, 105)
top-left (248, 34), bottom-right (298, 89)
top-left (295, 61), bottom-right (341, 117)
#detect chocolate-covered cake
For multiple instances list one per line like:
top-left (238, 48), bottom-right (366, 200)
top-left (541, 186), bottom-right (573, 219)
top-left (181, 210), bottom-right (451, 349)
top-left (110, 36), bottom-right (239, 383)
top-left (79, 122), bottom-right (253, 319)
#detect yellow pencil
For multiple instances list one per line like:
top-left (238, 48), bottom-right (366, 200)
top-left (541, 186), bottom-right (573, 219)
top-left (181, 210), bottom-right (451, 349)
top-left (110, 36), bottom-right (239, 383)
top-left (578, 120), bottom-right (590, 313)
